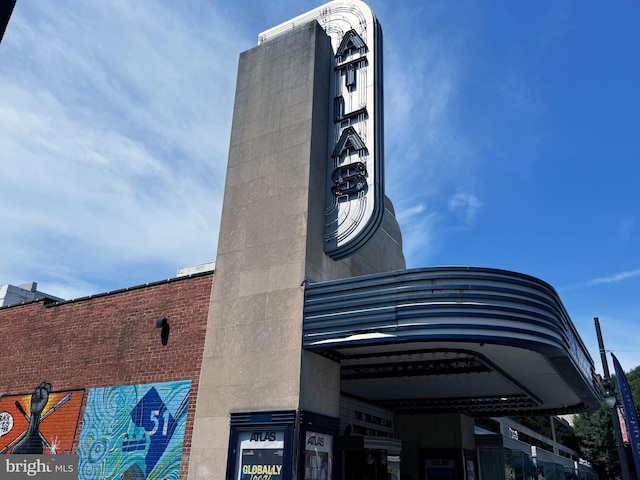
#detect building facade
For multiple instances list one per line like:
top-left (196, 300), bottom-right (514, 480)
top-left (186, 2), bottom-right (600, 479)
top-left (0, 2), bottom-right (601, 480)
top-left (0, 272), bottom-right (212, 478)
top-left (0, 281), bottom-right (63, 307)
top-left (475, 417), bottom-right (598, 480)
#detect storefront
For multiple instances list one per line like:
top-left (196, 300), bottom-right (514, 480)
top-left (475, 419), bottom-right (598, 480)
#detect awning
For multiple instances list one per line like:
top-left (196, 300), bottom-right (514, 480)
top-left (303, 266), bottom-right (601, 416)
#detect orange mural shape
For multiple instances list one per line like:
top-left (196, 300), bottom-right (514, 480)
top-left (0, 389), bottom-right (84, 454)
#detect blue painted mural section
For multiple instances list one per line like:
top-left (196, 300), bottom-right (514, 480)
top-left (78, 380), bottom-right (191, 480)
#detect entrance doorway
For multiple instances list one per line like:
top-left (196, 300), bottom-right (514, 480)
top-left (339, 436), bottom-right (401, 480)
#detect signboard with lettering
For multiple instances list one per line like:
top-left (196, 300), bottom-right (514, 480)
top-left (236, 430), bottom-right (285, 480)
top-left (241, 449), bottom-right (283, 480)
top-left (259, 0), bottom-right (384, 259)
top-left (304, 431), bottom-right (332, 480)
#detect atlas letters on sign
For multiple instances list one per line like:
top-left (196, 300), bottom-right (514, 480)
top-left (259, 0), bottom-right (384, 259)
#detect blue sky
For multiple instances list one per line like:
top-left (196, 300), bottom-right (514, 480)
top-left (1, 0), bottom-right (639, 373)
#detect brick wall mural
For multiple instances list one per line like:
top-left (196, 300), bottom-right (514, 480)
top-left (0, 273), bottom-right (211, 479)
top-left (77, 380), bottom-right (191, 480)
top-left (0, 383), bottom-right (84, 454)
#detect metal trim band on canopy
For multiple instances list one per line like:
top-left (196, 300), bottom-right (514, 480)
top-left (303, 266), bottom-right (595, 385)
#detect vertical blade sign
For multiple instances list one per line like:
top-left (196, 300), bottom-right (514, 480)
top-left (259, 0), bottom-right (384, 260)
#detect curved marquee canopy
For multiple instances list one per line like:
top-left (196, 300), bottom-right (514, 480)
top-left (303, 266), bottom-right (601, 416)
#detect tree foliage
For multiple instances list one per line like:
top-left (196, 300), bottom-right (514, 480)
top-left (625, 365), bottom-right (640, 410)
top-left (573, 402), bottom-right (620, 479)
top-left (573, 363), bottom-right (640, 480)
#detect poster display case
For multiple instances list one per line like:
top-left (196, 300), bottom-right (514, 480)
top-left (227, 411), bottom-right (296, 480)
top-left (227, 410), bottom-right (340, 480)
top-left (237, 430), bottom-right (286, 479)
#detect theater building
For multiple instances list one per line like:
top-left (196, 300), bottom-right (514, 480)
top-left (0, 1), bottom-right (600, 479)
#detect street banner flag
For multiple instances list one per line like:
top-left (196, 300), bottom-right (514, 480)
top-left (612, 353), bottom-right (640, 478)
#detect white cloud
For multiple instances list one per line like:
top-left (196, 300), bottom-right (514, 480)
top-left (0, 0), bottom-right (252, 297)
top-left (379, 2), bottom-right (488, 269)
top-left (586, 269), bottom-right (640, 287)
top-left (384, 29), bottom-right (465, 180)
top-left (395, 203), bottom-right (426, 224)
top-left (448, 191), bottom-right (482, 228)
top-left (397, 208), bottom-right (441, 268)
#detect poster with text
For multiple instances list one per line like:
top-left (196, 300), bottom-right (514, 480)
top-left (236, 430), bottom-right (284, 480)
top-left (304, 431), bottom-right (332, 480)
top-left (241, 448), bottom-right (284, 479)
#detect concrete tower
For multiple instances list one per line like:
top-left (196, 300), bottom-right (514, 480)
top-left (188, 2), bottom-right (405, 478)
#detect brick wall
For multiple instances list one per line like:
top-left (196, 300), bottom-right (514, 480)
top-left (0, 271), bottom-right (213, 479)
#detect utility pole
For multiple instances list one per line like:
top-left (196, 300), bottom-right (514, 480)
top-left (595, 316), bottom-right (632, 480)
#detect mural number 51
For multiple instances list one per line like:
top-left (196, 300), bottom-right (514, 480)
top-left (149, 409), bottom-right (169, 437)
